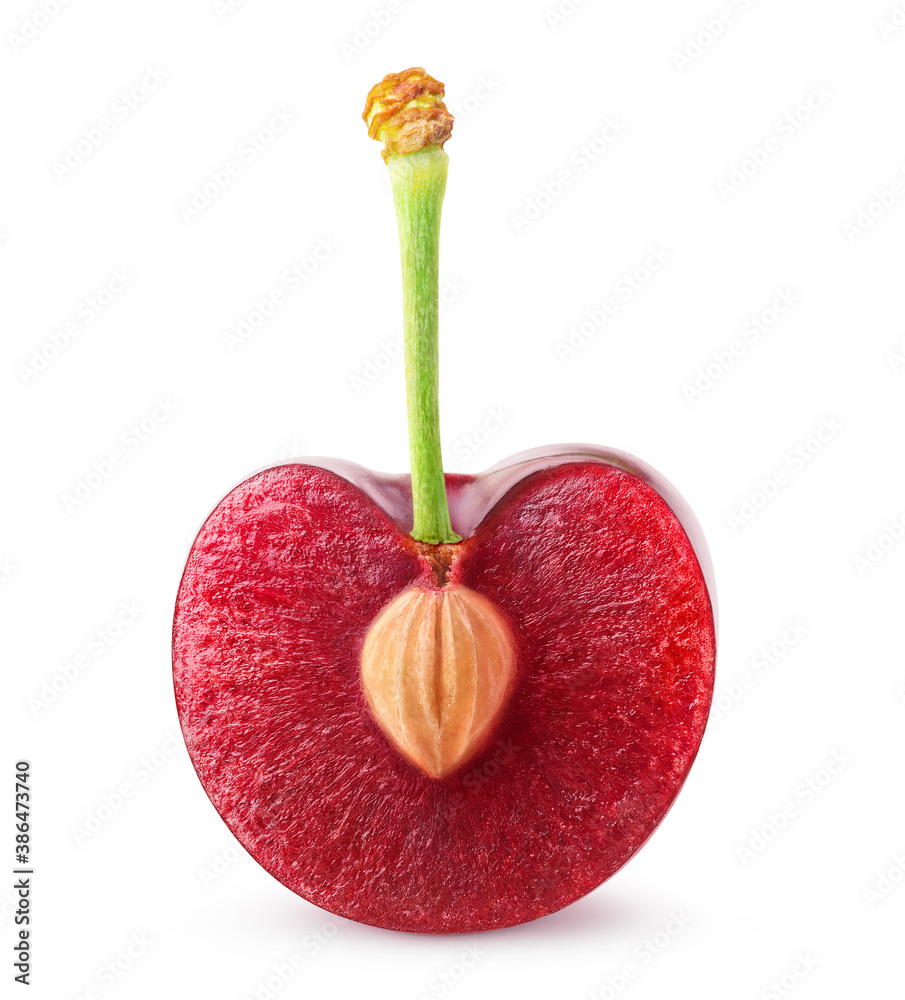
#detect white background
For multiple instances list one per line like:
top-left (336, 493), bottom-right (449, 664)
top-left (4, 0), bottom-right (905, 997)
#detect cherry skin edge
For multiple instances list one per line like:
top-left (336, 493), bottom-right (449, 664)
top-left (224, 443), bottom-right (718, 636)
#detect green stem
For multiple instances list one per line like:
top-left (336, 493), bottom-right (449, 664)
top-left (387, 147), bottom-right (461, 545)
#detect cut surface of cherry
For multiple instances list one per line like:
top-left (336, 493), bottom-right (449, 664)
top-left (173, 449), bottom-right (715, 933)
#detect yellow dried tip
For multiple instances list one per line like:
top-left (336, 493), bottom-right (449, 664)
top-left (363, 67), bottom-right (454, 162)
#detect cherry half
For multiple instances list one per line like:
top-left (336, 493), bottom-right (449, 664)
top-left (172, 70), bottom-right (716, 934)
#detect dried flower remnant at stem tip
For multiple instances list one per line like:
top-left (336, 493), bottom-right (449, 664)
top-left (363, 67), bottom-right (455, 162)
